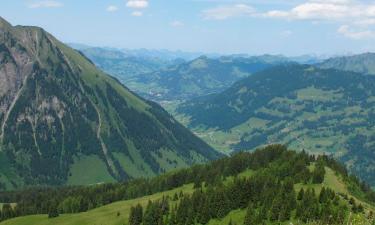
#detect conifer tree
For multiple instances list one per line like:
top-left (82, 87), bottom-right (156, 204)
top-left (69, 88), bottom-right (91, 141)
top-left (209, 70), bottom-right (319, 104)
top-left (243, 203), bottom-right (257, 225)
top-left (129, 204), bottom-right (143, 225)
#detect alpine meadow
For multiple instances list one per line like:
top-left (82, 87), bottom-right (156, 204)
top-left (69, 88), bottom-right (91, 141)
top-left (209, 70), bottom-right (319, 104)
top-left (1, 0), bottom-right (375, 225)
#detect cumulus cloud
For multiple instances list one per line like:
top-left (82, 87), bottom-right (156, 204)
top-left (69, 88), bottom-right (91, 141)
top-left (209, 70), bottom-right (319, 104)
top-left (263, 0), bottom-right (375, 21)
top-left (338, 25), bottom-right (375, 39)
top-left (126, 0), bottom-right (149, 9)
top-left (106, 5), bottom-right (119, 12)
top-left (28, 0), bottom-right (63, 8)
top-left (261, 0), bottom-right (375, 39)
top-left (202, 4), bottom-right (255, 20)
top-left (131, 11), bottom-right (143, 16)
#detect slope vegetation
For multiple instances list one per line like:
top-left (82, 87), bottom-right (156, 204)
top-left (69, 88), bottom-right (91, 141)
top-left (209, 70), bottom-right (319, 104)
top-left (0, 145), bottom-right (374, 225)
top-left (177, 64), bottom-right (375, 186)
top-left (0, 17), bottom-right (219, 190)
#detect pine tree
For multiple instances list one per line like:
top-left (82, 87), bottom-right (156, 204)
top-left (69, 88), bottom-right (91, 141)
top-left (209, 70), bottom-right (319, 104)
top-left (129, 204), bottom-right (143, 225)
top-left (197, 199), bottom-right (211, 225)
top-left (319, 187), bottom-right (327, 203)
top-left (243, 203), bottom-right (257, 225)
top-left (1, 204), bottom-right (14, 220)
top-left (143, 201), bottom-right (161, 225)
top-left (48, 205), bottom-right (59, 218)
top-left (312, 161), bottom-right (325, 184)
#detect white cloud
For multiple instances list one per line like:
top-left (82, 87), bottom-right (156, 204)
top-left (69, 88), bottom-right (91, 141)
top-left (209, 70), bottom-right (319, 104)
top-left (131, 11), bottom-right (143, 16)
top-left (28, 0), bottom-right (63, 8)
top-left (170, 20), bottom-right (184, 27)
top-left (261, 0), bottom-right (375, 40)
top-left (338, 25), bottom-right (375, 39)
top-left (263, 0), bottom-right (375, 21)
top-left (126, 0), bottom-right (148, 9)
top-left (202, 4), bottom-right (255, 20)
top-left (106, 5), bottom-right (119, 12)
top-left (355, 19), bottom-right (375, 26)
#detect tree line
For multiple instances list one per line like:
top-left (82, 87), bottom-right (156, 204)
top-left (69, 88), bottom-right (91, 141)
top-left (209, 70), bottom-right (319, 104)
top-left (127, 146), bottom-right (368, 225)
top-left (0, 145), bottom-right (374, 223)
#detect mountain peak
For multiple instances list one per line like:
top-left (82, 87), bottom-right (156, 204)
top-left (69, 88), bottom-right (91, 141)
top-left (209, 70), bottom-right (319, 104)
top-left (0, 22), bottom-right (219, 189)
top-left (0, 17), bottom-right (12, 29)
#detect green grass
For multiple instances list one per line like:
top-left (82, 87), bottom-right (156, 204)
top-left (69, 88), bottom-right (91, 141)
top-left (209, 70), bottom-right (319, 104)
top-left (0, 184), bottom-right (194, 225)
top-left (67, 155), bottom-right (115, 185)
top-left (2, 165), bottom-right (374, 225)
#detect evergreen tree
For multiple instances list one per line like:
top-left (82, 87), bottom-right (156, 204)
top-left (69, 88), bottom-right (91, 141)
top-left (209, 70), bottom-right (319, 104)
top-left (312, 161), bottom-right (325, 184)
top-left (197, 199), bottom-right (211, 225)
top-left (143, 201), bottom-right (162, 225)
top-left (1, 204), bottom-right (14, 221)
top-left (48, 205), bottom-right (59, 218)
top-left (129, 204), bottom-right (143, 225)
top-left (243, 203), bottom-right (257, 225)
top-left (297, 188), bottom-right (304, 201)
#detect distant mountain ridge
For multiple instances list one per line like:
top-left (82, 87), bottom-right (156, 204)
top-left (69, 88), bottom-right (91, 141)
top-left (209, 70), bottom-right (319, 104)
top-left (0, 18), bottom-right (220, 190)
top-left (69, 43), bottom-right (215, 61)
top-left (76, 47), bottom-right (176, 82)
top-left (176, 64), bottom-right (375, 186)
top-left (319, 52), bottom-right (375, 75)
top-left (127, 55), bottom-right (291, 101)
top-left (72, 44), bottom-right (327, 102)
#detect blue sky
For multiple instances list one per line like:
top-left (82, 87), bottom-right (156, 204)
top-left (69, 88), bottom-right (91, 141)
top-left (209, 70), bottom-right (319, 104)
top-left (1, 0), bottom-right (375, 56)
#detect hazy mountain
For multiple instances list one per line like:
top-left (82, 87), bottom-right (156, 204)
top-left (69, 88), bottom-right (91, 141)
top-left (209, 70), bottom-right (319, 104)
top-left (0, 18), bottom-right (220, 190)
top-left (176, 64), bottom-right (375, 186)
top-left (76, 47), bottom-right (176, 82)
top-left (127, 55), bottom-right (290, 101)
top-left (69, 43), bottom-right (214, 61)
top-left (319, 53), bottom-right (375, 75)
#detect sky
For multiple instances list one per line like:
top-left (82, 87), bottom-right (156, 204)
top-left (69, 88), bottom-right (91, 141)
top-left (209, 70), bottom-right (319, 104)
top-left (1, 0), bottom-right (375, 56)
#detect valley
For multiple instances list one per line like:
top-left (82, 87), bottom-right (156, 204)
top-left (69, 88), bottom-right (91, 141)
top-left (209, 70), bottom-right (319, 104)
top-left (1, 1), bottom-right (375, 224)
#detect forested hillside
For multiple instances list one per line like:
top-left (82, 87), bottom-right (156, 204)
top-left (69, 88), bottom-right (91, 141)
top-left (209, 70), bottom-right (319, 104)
top-left (0, 17), bottom-right (220, 190)
top-left (0, 145), bottom-right (374, 225)
top-left (176, 64), bottom-right (375, 186)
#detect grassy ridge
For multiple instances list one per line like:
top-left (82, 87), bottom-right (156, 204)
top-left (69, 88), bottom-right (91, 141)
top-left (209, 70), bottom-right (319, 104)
top-left (0, 184), bottom-right (194, 225)
top-left (1, 160), bottom-right (374, 225)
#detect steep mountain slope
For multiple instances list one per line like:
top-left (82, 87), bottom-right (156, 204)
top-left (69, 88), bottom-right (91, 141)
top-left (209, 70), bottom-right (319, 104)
top-left (319, 53), bottom-right (375, 75)
top-left (177, 64), bottom-right (375, 186)
top-left (127, 56), bottom-right (287, 101)
top-left (0, 18), bottom-right (220, 190)
top-left (1, 146), bottom-right (374, 225)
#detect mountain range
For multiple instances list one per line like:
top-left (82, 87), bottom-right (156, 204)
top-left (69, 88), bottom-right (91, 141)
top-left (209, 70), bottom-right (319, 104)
top-left (126, 55), bottom-right (291, 101)
top-left (176, 63), bottom-right (375, 186)
top-left (74, 46), bottom-right (325, 102)
top-left (0, 17), bottom-right (219, 190)
top-left (319, 53), bottom-right (375, 75)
